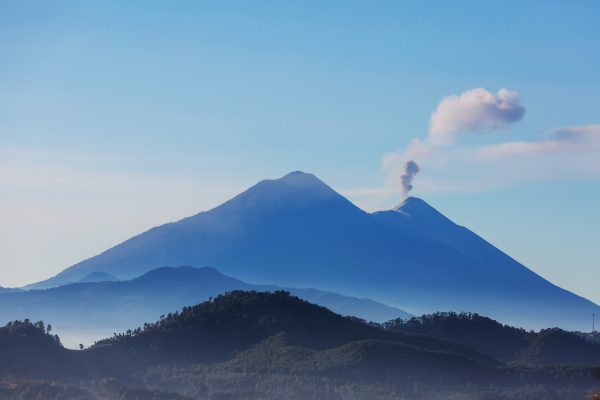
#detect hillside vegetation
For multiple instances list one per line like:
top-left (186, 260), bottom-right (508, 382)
top-left (0, 292), bottom-right (598, 400)
top-left (384, 312), bottom-right (600, 366)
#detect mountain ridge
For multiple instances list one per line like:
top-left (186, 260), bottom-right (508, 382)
top-left (24, 171), bottom-right (600, 331)
top-left (2, 266), bottom-right (411, 348)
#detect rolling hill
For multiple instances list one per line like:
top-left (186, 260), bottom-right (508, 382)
top-left (0, 266), bottom-right (410, 347)
top-left (384, 312), bottom-right (600, 366)
top-left (0, 292), bottom-right (596, 400)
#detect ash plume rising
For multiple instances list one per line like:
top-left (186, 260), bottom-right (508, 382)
top-left (401, 160), bottom-right (420, 197)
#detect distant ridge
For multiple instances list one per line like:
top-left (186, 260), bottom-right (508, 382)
top-left (26, 171), bottom-right (600, 331)
top-left (2, 266), bottom-right (411, 347)
top-left (0, 286), bottom-right (22, 294)
top-left (77, 271), bottom-right (119, 283)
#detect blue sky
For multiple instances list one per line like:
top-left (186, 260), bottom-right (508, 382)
top-left (1, 1), bottom-right (599, 303)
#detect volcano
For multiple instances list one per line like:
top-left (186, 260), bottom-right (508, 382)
top-left (29, 171), bottom-right (600, 331)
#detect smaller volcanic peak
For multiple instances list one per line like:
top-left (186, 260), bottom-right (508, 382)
top-left (394, 196), bottom-right (424, 211)
top-left (279, 170), bottom-right (329, 188)
top-left (395, 196), bottom-right (442, 216)
top-left (393, 197), bottom-right (456, 227)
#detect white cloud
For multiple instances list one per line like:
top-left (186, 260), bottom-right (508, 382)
top-left (418, 124), bottom-right (600, 193)
top-left (476, 125), bottom-right (600, 159)
top-left (428, 88), bottom-right (526, 146)
top-left (475, 140), bottom-right (566, 159)
top-left (381, 87), bottom-right (527, 198)
top-left (550, 124), bottom-right (600, 141)
top-left (373, 123), bottom-right (600, 208)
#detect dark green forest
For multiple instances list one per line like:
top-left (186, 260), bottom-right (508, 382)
top-left (1, 291), bottom-right (599, 400)
top-left (384, 312), bottom-right (600, 366)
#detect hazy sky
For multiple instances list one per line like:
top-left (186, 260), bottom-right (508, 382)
top-left (1, 1), bottom-right (599, 304)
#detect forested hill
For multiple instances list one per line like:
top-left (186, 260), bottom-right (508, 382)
top-left (0, 292), bottom-right (598, 399)
top-left (385, 312), bottom-right (600, 366)
top-left (0, 320), bottom-right (80, 379)
top-left (0, 266), bottom-right (410, 348)
top-left (92, 290), bottom-right (493, 366)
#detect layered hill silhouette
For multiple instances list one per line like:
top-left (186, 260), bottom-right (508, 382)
top-left (28, 171), bottom-right (600, 330)
top-left (0, 321), bottom-right (79, 379)
top-left (384, 312), bottom-right (600, 366)
top-left (0, 266), bottom-right (410, 347)
top-left (0, 286), bottom-right (21, 293)
top-left (90, 291), bottom-right (494, 366)
top-left (0, 292), bottom-right (597, 400)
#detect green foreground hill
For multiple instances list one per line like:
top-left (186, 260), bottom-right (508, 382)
top-left (0, 291), bottom-right (598, 400)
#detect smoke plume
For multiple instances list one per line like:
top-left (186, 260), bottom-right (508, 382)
top-left (385, 88), bottom-right (524, 199)
top-left (400, 160), bottom-right (420, 196)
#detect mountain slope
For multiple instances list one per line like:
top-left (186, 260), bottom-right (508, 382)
top-left (28, 171), bottom-right (600, 330)
top-left (371, 197), bottom-right (599, 329)
top-left (1, 266), bottom-right (410, 347)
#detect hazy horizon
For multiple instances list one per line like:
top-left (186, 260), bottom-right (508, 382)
top-left (2, 1), bottom-right (599, 307)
